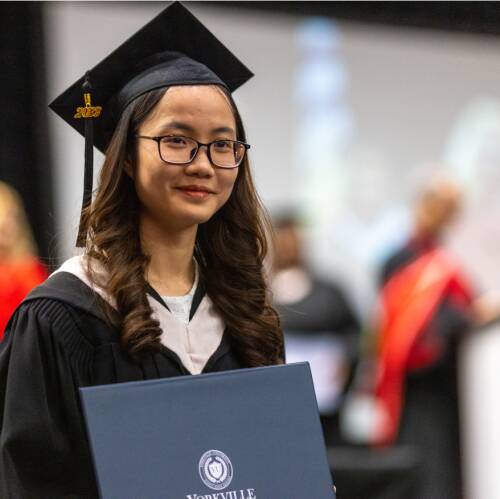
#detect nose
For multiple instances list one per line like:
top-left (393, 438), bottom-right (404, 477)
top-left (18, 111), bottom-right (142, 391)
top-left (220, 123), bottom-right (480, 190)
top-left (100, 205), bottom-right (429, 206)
top-left (184, 144), bottom-right (214, 177)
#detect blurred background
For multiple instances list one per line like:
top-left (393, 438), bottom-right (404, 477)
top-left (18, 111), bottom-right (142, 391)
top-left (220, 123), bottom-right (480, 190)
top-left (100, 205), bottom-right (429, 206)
top-left (2, 2), bottom-right (500, 498)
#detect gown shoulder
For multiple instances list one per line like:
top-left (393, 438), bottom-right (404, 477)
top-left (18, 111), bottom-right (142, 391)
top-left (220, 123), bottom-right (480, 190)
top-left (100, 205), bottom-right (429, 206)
top-left (17, 270), bottom-right (120, 348)
top-left (0, 273), bottom-right (101, 498)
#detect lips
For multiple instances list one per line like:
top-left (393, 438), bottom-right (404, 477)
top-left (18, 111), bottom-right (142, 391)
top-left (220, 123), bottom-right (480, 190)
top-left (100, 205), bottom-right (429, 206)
top-left (176, 185), bottom-right (215, 199)
top-left (176, 185), bottom-right (215, 194)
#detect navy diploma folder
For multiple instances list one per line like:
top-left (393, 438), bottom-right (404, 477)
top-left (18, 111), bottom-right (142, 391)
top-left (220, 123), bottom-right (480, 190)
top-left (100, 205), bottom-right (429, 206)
top-left (80, 362), bottom-right (336, 499)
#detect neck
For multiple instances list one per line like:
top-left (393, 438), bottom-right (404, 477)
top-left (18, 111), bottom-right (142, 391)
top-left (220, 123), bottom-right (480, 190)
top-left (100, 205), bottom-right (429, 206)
top-left (140, 217), bottom-right (198, 296)
top-left (413, 225), bottom-right (438, 243)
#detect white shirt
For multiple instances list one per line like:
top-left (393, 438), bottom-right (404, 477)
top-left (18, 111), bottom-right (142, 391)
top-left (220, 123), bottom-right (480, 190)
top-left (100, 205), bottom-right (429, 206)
top-left (161, 260), bottom-right (199, 325)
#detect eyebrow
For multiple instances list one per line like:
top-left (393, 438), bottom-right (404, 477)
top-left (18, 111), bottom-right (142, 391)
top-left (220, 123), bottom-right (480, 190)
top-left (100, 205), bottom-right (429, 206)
top-left (157, 121), bottom-right (235, 136)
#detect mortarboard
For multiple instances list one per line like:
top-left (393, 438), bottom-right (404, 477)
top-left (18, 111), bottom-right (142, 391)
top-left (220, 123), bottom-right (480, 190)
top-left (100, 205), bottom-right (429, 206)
top-left (49, 1), bottom-right (253, 246)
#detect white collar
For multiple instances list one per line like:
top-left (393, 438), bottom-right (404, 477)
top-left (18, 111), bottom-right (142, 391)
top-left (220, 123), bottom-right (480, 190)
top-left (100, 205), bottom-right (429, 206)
top-left (52, 255), bottom-right (225, 374)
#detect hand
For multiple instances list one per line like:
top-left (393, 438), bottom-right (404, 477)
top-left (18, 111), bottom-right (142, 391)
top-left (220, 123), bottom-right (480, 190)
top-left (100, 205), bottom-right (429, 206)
top-left (471, 291), bottom-right (500, 327)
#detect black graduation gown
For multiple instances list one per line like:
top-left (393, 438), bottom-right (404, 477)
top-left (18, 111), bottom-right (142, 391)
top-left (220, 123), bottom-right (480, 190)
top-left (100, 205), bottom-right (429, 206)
top-left (0, 271), bottom-right (243, 499)
top-left (274, 276), bottom-right (360, 445)
top-left (275, 277), bottom-right (360, 358)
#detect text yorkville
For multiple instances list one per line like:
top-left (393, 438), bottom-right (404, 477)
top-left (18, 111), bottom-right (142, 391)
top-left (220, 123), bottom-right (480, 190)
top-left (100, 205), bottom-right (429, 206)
top-left (186, 488), bottom-right (256, 499)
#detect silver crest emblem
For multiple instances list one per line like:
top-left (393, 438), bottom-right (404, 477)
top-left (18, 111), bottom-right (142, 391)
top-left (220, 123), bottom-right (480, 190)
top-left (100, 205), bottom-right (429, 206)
top-left (198, 449), bottom-right (234, 491)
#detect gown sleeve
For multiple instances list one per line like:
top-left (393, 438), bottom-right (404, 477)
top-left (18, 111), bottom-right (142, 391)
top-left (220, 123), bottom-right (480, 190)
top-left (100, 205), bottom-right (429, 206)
top-left (0, 299), bottom-right (98, 499)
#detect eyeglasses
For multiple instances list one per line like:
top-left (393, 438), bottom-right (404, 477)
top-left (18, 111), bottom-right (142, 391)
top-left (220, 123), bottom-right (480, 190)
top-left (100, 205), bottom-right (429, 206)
top-left (136, 135), bottom-right (250, 169)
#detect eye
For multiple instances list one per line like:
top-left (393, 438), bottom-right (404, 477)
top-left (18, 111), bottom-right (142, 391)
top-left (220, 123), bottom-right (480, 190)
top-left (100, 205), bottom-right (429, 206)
top-left (213, 140), bottom-right (233, 151)
top-left (162, 136), bottom-right (189, 148)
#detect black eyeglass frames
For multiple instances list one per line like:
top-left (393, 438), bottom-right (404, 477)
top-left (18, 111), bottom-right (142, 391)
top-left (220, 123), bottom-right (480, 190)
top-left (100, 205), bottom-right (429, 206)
top-left (136, 135), bottom-right (250, 169)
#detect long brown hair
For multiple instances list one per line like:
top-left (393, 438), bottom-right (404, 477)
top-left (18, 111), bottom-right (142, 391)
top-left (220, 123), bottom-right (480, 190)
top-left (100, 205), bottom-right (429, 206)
top-left (82, 86), bottom-right (283, 366)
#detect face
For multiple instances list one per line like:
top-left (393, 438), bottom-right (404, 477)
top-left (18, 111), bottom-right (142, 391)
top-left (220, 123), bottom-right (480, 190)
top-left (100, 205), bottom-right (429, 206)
top-left (273, 225), bottom-right (302, 270)
top-left (0, 200), bottom-right (20, 258)
top-left (133, 85), bottom-right (239, 232)
top-left (416, 189), bottom-right (462, 237)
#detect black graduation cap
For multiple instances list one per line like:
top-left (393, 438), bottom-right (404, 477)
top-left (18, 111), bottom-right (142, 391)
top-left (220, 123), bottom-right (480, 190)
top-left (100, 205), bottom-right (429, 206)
top-left (49, 1), bottom-right (253, 246)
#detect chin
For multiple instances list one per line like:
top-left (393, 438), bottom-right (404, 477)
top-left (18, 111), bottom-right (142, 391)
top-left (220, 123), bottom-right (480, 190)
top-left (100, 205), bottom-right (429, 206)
top-left (176, 207), bottom-right (217, 228)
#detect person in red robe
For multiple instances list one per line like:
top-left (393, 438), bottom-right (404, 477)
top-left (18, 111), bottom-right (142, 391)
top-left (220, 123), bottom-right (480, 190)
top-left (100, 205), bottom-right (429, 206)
top-left (372, 176), bottom-right (500, 499)
top-left (0, 182), bottom-right (47, 339)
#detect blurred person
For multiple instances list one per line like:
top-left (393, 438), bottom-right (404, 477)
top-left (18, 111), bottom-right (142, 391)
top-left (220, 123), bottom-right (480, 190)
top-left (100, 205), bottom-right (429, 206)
top-left (0, 182), bottom-right (47, 339)
top-left (271, 213), bottom-right (361, 445)
top-left (371, 175), bottom-right (500, 499)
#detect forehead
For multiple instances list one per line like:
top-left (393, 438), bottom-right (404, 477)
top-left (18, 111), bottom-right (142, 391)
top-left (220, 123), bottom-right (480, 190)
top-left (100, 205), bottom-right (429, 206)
top-left (145, 85), bottom-right (236, 129)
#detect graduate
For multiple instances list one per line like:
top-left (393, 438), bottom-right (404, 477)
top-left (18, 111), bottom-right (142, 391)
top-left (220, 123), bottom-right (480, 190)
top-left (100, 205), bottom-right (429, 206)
top-left (270, 213), bottom-right (360, 445)
top-left (372, 176), bottom-right (500, 499)
top-left (0, 3), bottom-right (284, 497)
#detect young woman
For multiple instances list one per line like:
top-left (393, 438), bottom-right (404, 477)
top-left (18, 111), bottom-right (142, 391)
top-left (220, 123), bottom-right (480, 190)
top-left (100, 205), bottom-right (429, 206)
top-left (0, 4), bottom-right (283, 498)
